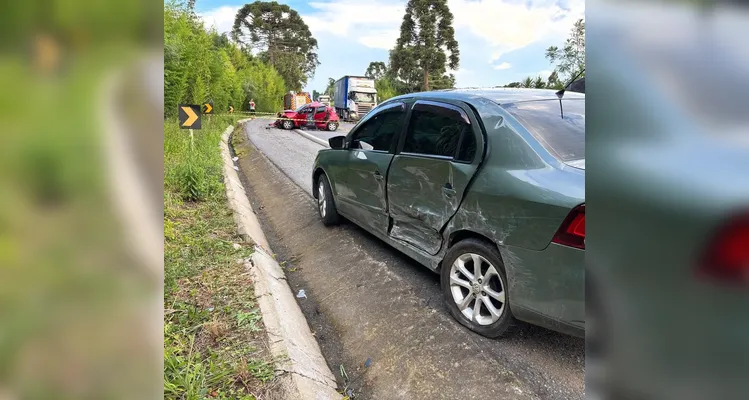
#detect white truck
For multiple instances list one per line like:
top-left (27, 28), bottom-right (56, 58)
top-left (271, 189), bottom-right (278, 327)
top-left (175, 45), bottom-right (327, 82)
top-left (317, 94), bottom-right (331, 106)
top-left (333, 76), bottom-right (377, 122)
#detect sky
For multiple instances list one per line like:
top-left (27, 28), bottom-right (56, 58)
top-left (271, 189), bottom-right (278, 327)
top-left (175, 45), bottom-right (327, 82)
top-left (196, 0), bottom-right (584, 93)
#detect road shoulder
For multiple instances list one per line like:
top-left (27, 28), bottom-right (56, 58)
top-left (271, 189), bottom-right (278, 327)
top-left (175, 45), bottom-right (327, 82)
top-left (222, 121), bottom-right (342, 400)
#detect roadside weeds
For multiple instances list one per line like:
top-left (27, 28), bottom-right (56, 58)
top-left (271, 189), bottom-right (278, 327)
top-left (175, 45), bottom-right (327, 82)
top-left (164, 117), bottom-right (276, 400)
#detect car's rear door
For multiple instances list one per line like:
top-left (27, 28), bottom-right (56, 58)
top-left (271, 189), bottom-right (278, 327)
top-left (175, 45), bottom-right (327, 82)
top-left (386, 100), bottom-right (484, 255)
top-left (313, 105), bottom-right (328, 128)
top-left (333, 102), bottom-right (407, 235)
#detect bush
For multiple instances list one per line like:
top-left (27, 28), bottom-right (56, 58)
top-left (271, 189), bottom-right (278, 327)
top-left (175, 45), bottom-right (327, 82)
top-left (174, 158), bottom-right (207, 201)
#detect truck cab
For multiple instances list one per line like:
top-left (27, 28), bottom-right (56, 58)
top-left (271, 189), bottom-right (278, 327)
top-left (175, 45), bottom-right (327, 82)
top-left (334, 76), bottom-right (378, 122)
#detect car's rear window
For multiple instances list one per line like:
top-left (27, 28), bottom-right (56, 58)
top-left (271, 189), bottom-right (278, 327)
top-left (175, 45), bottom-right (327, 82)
top-left (503, 99), bottom-right (585, 162)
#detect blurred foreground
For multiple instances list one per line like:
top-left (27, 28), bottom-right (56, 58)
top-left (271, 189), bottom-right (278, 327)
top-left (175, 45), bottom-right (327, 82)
top-left (587, 1), bottom-right (749, 399)
top-left (0, 0), bottom-right (163, 398)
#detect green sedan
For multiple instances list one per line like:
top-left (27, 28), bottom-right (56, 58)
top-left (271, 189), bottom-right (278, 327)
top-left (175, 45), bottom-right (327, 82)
top-left (311, 88), bottom-right (585, 338)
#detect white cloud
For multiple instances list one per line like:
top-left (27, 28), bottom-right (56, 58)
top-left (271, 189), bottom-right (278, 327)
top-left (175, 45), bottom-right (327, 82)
top-left (493, 62), bottom-right (512, 70)
top-left (449, 0), bottom-right (585, 61)
top-left (199, 6), bottom-right (240, 35)
top-left (302, 1), bottom-right (405, 49)
top-left (535, 69), bottom-right (553, 78)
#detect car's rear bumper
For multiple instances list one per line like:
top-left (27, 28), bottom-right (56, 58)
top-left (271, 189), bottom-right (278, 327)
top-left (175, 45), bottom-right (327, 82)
top-left (500, 242), bottom-right (585, 335)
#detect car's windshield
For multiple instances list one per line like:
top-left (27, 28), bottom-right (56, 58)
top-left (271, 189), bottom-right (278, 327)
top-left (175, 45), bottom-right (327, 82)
top-left (295, 104), bottom-right (309, 113)
top-left (352, 92), bottom-right (375, 103)
top-left (503, 99), bottom-right (585, 163)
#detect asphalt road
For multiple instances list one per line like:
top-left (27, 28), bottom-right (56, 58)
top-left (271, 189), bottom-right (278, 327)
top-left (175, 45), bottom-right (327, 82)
top-left (241, 120), bottom-right (585, 399)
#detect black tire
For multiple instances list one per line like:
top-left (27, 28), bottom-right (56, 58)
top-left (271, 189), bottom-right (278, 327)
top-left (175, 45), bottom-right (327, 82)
top-left (316, 174), bottom-right (340, 226)
top-left (440, 238), bottom-right (515, 338)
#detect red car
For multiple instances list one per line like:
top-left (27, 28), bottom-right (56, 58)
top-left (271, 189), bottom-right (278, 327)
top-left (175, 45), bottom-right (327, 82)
top-left (275, 102), bottom-right (340, 131)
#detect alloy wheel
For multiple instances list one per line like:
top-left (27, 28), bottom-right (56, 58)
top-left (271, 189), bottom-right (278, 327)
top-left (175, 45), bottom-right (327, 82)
top-left (283, 120), bottom-right (293, 129)
top-left (449, 253), bottom-right (506, 326)
top-left (318, 181), bottom-right (326, 217)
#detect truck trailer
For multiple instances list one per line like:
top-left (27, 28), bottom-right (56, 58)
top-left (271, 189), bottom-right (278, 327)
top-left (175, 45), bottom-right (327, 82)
top-left (333, 76), bottom-right (377, 122)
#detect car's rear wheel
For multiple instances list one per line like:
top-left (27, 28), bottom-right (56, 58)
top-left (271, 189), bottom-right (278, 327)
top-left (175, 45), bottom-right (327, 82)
top-left (317, 174), bottom-right (340, 226)
top-left (327, 121), bottom-right (338, 131)
top-left (441, 238), bottom-right (515, 338)
top-left (282, 119), bottom-right (294, 130)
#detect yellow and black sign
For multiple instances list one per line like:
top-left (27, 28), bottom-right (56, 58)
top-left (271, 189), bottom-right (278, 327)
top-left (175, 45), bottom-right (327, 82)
top-left (179, 104), bottom-right (201, 129)
top-left (203, 102), bottom-right (214, 115)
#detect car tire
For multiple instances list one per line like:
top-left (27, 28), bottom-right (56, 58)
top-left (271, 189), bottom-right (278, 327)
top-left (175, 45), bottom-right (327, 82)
top-left (282, 119), bottom-right (294, 130)
top-left (327, 121), bottom-right (338, 131)
top-left (440, 238), bottom-right (515, 338)
top-left (317, 174), bottom-right (340, 226)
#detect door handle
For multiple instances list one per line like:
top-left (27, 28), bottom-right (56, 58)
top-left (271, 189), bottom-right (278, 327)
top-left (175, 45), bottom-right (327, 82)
top-left (373, 170), bottom-right (384, 181)
top-left (442, 184), bottom-right (456, 198)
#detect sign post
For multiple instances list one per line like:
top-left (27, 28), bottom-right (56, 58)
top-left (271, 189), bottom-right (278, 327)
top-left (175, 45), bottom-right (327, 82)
top-left (203, 102), bottom-right (214, 123)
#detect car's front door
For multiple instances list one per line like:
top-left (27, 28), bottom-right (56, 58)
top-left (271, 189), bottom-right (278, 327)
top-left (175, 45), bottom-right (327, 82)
top-left (387, 100), bottom-right (483, 255)
top-left (334, 102), bottom-right (406, 235)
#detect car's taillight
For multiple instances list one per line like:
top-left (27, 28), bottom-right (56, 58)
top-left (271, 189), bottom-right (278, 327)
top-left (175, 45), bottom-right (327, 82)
top-left (552, 204), bottom-right (585, 249)
top-left (698, 214), bottom-right (749, 284)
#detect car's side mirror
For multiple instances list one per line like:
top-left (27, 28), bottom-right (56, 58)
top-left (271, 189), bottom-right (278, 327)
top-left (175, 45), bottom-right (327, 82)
top-left (328, 136), bottom-right (346, 150)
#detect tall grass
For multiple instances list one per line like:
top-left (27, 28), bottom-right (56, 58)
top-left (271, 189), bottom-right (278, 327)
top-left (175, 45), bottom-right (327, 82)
top-left (164, 116), bottom-right (237, 201)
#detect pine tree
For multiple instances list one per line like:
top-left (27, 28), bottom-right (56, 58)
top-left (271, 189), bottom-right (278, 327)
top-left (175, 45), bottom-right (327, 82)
top-left (389, 0), bottom-right (460, 92)
top-left (232, 1), bottom-right (319, 90)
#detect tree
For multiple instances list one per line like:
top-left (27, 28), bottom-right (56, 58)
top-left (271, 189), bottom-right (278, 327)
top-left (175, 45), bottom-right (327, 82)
top-left (324, 77), bottom-right (335, 95)
top-left (545, 19), bottom-right (585, 81)
top-left (232, 1), bottom-right (320, 91)
top-left (164, 2), bottom-right (285, 118)
top-left (312, 90), bottom-right (320, 101)
top-left (546, 71), bottom-right (564, 90)
top-left (532, 76), bottom-right (546, 89)
top-left (389, 0), bottom-right (460, 92)
top-left (365, 61), bottom-right (387, 80)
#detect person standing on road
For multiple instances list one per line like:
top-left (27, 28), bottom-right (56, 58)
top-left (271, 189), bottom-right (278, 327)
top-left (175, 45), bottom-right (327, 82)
top-left (249, 99), bottom-right (256, 116)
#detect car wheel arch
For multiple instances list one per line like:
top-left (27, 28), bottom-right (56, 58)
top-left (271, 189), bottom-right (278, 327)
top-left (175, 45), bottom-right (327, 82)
top-left (312, 168), bottom-right (326, 199)
top-left (441, 229), bottom-right (502, 270)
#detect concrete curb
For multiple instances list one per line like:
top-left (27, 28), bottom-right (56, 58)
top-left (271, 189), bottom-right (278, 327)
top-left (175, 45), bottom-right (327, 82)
top-left (221, 124), bottom-right (271, 252)
top-left (221, 121), bottom-right (342, 400)
top-left (293, 129), bottom-right (330, 148)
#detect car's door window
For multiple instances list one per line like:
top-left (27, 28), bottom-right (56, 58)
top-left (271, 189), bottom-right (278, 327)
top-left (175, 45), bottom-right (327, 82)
top-left (351, 109), bottom-right (404, 151)
top-left (316, 106), bottom-right (327, 114)
top-left (403, 103), bottom-right (471, 159)
top-left (456, 127), bottom-right (477, 162)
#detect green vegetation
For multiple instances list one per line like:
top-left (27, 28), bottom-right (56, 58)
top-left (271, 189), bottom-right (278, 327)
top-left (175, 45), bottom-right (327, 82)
top-left (165, 1), bottom-right (286, 117)
top-left (165, 116), bottom-right (274, 399)
top-left (165, 1), bottom-right (320, 397)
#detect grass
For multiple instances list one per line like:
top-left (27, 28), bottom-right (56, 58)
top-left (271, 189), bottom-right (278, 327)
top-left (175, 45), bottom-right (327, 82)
top-left (165, 116), bottom-right (275, 399)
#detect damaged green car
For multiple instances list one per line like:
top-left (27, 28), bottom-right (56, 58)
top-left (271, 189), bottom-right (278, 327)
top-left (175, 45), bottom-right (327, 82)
top-left (312, 88), bottom-right (585, 338)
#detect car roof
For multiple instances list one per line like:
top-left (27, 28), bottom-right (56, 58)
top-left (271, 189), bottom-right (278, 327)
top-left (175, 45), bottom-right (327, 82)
top-left (387, 87), bottom-right (584, 106)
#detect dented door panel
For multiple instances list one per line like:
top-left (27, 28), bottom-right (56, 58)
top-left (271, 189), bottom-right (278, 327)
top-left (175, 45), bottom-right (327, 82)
top-left (387, 156), bottom-right (477, 254)
top-left (338, 150), bottom-right (394, 235)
